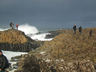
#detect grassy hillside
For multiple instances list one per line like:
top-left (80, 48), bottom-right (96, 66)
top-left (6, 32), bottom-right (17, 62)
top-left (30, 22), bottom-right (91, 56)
top-left (0, 29), bottom-right (44, 51)
top-left (0, 29), bottom-right (27, 44)
top-left (31, 28), bottom-right (96, 63)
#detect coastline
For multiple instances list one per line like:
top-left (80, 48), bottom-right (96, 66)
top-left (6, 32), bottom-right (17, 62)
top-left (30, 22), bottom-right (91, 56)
top-left (1, 28), bottom-right (96, 72)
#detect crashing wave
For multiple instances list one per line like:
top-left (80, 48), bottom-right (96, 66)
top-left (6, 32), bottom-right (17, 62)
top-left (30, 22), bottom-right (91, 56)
top-left (18, 24), bottom-right (39, 35)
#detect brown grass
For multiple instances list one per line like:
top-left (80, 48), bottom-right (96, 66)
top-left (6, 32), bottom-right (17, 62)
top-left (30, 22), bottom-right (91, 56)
top-left (31, 28), bottom-right (96, 63)
top-left (0, 29), bottom-right (27, 44)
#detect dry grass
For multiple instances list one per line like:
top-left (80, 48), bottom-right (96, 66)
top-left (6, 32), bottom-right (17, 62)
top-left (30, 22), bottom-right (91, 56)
top-left (0, 29), bottom-right (27, 44)
top-left (31, 28), bottom-right (96, 63)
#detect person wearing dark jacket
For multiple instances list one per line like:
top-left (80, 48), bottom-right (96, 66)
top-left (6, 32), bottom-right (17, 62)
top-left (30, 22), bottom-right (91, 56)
top-left (89, 29), bottom-right (93, 37)
top-left (73, 24), bottom-right (77, 34)
top-left (79, 26), bottom-right (82, 34)
top-left (0, 50), bottom-right (9, 72)
top-left (10, 22), bottom-right (14, 29)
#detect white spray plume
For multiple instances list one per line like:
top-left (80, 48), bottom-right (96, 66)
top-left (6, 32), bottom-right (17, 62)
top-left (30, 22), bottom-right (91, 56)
top-left (18, 24), bottom-right (39, 35)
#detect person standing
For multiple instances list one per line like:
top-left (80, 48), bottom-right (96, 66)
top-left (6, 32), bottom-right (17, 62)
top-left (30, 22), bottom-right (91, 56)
top-left (0, 50), bottom-right (9, 72)
top-left (10, 22), bottom-right (14, 29)
top-left (79, 26), bottom-right (82, 34)
top-left (73, 24), bottom-right (77, 34)
top-left (89, 29), bottom-right (93, 37)
top-left (16, 24), bottom-right (19, 30)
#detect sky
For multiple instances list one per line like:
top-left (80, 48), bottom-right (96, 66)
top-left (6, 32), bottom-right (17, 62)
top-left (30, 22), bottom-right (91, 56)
top-left (0, 0), bottom-right (96, 29)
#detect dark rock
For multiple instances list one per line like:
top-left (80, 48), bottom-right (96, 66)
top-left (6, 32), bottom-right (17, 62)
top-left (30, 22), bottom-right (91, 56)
top-left (45, 30), bottom-right (64, 39)
top-left (45, 31), bottom-right (60, 39)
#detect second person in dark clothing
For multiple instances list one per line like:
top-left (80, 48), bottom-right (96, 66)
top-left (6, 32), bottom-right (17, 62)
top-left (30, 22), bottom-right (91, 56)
top-left (0, 50), bottom-right (9, 72)
top-left (89, 30), bottom-right (93, 37)
top-left (79, 26), bottom-right (82, 34)
top-left (73, 24), bottom-right (77, 34)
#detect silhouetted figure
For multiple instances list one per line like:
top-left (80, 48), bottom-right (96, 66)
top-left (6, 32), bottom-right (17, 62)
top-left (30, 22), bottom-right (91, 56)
top-left (10, 22), bottom-right (14, 29)
top-left (0, 50), bottom-right (10, 72)
top-left (89, 30), bottom-right (93, 37)
top-left (16, 24), bottom-right (19, 30)
top-left (73, 24), bottom-right (77, 34)
top-left (79, 26), bottom-right (82, 34)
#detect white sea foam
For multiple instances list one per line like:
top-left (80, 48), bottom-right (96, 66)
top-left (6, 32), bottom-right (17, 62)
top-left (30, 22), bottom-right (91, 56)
top-left (18, 24), bottom-right (39, 35)
top-left (31, 33), bottom-right (53, 41)
top-left (18, 24), bottom-right (53, 41)
top-left (0, 28), bottom-right (8, 31)
top-left (2, 50), bottom-right (27, 72)
top-left (2, 50), bottom-right (27, 61)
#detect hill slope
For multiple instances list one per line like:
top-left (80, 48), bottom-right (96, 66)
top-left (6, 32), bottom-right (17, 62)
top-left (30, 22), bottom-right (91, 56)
top-left (15, 28), bottom-right (96, 72)
top-left (0, 29), bottom-right (27, 44)
top-left (31, 28), bottom-right (96, 63)
top-left (0, 29), bottom-right (43, 52)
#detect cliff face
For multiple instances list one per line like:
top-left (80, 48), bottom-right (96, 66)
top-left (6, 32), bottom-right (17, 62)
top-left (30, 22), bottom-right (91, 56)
top-left (0, 29), bottom-right (43, 52)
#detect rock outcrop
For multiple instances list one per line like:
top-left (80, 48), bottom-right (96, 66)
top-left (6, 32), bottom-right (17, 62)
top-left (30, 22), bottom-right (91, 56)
top-left (0, 29), bottom-right (43, 52)
top-left (45, 30), bottom-right (65, 39)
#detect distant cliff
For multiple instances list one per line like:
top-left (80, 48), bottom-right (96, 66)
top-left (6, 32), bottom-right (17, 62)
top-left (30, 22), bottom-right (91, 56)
top-left (0, 29), bottom-right (43, 52)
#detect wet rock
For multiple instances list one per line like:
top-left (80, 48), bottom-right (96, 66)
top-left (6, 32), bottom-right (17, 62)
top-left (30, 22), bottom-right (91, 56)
top-left (45, 31), bottom-right (61, 39)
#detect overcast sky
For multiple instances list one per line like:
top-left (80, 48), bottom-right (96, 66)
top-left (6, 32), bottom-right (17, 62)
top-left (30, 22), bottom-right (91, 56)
top-left (0, 0), bottom-right (96, 29)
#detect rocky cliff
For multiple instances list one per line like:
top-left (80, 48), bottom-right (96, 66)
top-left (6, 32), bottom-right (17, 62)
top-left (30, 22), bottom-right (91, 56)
top-left (0, 29), bottom-right (43, 52)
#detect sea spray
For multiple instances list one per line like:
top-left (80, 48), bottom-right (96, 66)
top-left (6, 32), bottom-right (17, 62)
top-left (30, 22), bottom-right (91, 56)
top-left (31, 33), bottom-right (53, 41)
top-left (18, 24), bottom-right (39, 35)
top-left (0, 28), bottom-right (9, 31)
top-left (18, 24), bottom-right (53, 41)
